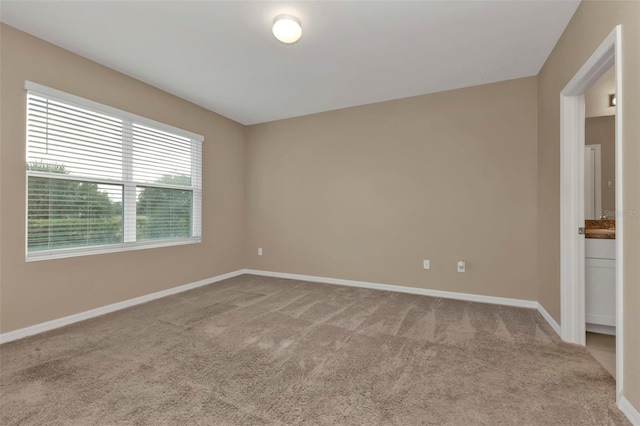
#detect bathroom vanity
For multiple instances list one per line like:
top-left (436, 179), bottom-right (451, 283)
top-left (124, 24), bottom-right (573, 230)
top-left (585, 220), bottom-right (616, 335)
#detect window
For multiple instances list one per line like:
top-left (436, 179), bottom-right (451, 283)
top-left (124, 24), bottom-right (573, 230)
top-left (25, 81), bottom-right (203, 261)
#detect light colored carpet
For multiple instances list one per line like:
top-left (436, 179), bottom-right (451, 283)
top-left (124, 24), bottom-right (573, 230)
top-left (0, 275), bottom-right (628, 425)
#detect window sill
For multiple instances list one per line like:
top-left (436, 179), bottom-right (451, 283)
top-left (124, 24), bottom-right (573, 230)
top-left (25, 238), bottom-right (201, 262)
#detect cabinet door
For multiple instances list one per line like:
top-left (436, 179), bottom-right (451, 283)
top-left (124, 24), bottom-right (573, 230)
top-left (585, 257), bottom-right (616, 326)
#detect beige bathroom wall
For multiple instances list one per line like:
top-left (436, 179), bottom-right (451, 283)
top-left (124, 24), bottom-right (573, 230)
top-left (536, 0), bottom-right (640, 411)
top-left (246, 77), bottom-right (539, 302)
top-left (0, 24), bottom-right (247, 333)
top-left (585, 67), bottom-right (616, 118)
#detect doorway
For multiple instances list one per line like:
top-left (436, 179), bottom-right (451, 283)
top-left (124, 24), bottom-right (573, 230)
top-left (560, 25), bottom-right (623, 401)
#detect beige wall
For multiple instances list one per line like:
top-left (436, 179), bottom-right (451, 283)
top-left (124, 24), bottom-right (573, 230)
top-left (0, 24), bottom-right (247, 333)
top-left (246, 77), bottom-right (539, 301)
top-left (585, 116), bottom-right (615, 216)
top-left (585, 67), bottom-right (616, 118)
top-left (537, 0), bottom-right (640, 410)
top-left (2, 4), bottom-right (639, 414)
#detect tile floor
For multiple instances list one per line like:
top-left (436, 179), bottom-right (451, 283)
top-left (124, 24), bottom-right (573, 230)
top-left (586, 332), bottom-right (616, 378)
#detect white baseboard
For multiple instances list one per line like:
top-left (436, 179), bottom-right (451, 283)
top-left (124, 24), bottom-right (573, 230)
top-left (245, 269), bottom-right (538, 309)
top-left (2, 268), bottom-right (563, 348)
top-left (536, 302), bottom-right (561, 337)
top-left (246, 270), bottom-right (567, 335)
top-left (2, 267), bottom-right (636, 423)
top-left (586, 323), bottom-right (616, 336)
top-left (0, 269), bottom-right (247, 345)
top-left (620, 396), bottom-right (640, 426)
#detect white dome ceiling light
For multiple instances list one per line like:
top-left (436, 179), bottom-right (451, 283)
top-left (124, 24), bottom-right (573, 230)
top-left (272, 14), bottom-right (302, 44)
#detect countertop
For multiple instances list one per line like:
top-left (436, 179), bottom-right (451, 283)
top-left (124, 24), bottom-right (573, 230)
top-left (585, 220), bottom-right (615, 239)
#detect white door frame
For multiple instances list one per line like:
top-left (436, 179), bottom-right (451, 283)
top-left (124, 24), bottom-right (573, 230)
top-left (560, 25), bottom-right (623, 402)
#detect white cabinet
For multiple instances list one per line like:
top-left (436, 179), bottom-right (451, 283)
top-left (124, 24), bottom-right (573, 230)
top-left (585, 239), bottom-right (616, 335)
top-left (585, 238), bottom-right (616, 259)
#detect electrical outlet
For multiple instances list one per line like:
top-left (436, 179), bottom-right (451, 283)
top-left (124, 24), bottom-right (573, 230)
top-left (258, 248), bottom-right (263, 256)
top-left (457, 260), bottom-right (465, 273)
top-left (423, 260), bottom-right (430, 270)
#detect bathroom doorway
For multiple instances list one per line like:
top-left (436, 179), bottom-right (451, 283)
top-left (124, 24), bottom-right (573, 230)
top-left (583, 67), bottom-right (617, 378)
top-left (559, 26), bottom-right (623, 399)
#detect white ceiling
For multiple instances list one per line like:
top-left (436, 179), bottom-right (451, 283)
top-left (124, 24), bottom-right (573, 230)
top-left (1, 1), bottom-right (580, 125)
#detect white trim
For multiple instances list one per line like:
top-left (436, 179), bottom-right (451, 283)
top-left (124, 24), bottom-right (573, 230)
top-left (0, 269), bottom-right (560, 345)
top-left (246, 269), bottom-right (538, 308)
top-left (559, 26), bottom-right (623, 402)
top-left (536, 303), bottom-right (561, 336)
top-left (26, 237), bottom-right (201, 262)
top-left (561, 29), bottom-right (617, 96)
top-left (1, 268), bottom-right (561, 347)
top-left (23, 81), bottom-right (204, 142)
top-left (24, 82), bottom-right (204, 262)
top-left (122, 119), bottom-right (136, 243)
top-left (586, 314), bottom-right (616, 327)
top-left (560, 92), bottom-right (587, 345)
top-left (0, 269), bottom-right (247, 344)
top-left (585, 323), bottom-right (616, 335)
top-left (24, 171), bottom-right (198, 191)
top-left (246, 270), bottom-right (568, 334)
top-left (613, 25), bottom-right (624, 404)
top-left (1, 268), bottom-right (634, 421)
top-left (191, 139), bottom-right (203, 238)
top-left (620, 396), bottom-right (640, 426)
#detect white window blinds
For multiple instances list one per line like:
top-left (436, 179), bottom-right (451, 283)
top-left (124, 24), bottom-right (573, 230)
top-left (25, 81), bottom-right (203, 261)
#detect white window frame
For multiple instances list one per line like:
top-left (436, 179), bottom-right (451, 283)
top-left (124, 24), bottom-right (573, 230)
top-left (24, 81), bottom-right (204, 262)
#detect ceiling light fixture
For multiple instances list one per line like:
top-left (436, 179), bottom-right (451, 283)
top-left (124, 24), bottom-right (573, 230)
top-left (272, 14), bottom-right (302, 44)
top-left (609, 94), bottom-right (616, 107)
